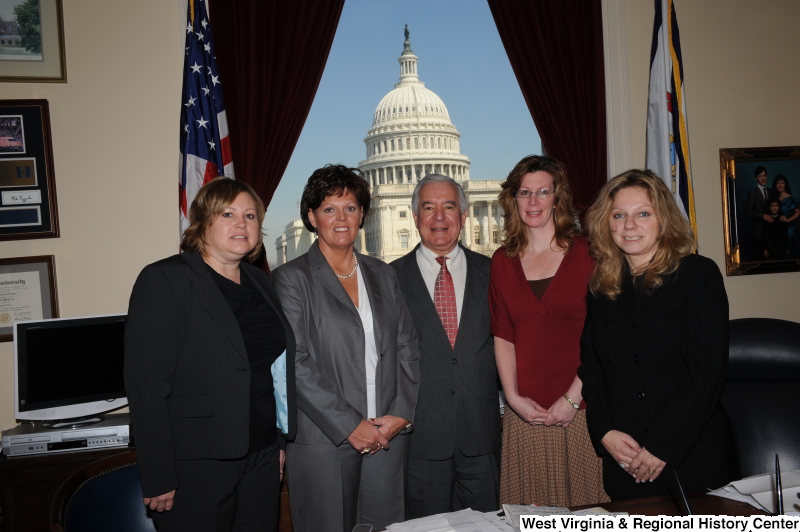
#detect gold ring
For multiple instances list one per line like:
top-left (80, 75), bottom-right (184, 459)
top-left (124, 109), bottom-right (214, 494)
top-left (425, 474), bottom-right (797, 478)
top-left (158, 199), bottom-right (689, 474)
top-left (361, 447), bottom-right (370, 454)
top-left (647, 469), bottom-right (655, 475)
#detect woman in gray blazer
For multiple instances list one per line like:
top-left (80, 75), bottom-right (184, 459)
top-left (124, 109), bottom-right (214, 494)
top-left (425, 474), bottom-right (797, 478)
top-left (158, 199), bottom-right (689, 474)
top-left (125, 178), bottom-right (295, 532)
top-left (273, 165), bottom-right (420, 532)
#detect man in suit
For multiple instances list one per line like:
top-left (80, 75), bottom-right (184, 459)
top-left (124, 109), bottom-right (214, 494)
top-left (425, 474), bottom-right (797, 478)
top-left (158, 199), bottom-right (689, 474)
top-left (392, 174), bottom-right (501, 519)
top-left (745, 165), bottom-right (778, 258)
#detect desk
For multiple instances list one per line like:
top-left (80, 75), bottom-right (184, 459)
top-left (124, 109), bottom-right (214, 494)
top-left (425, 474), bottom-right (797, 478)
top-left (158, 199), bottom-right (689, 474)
top-left (573, 494), bottom-right (768, 516)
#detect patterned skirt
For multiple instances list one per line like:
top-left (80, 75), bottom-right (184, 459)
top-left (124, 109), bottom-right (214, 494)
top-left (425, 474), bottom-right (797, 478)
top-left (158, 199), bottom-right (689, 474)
top-left (499, 407), bottom-right (610, 507)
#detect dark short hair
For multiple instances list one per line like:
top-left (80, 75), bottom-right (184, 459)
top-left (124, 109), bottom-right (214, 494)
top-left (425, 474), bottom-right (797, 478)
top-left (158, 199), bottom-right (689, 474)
top-left (300, 165), bottom-right (371, 233)
top-left (772, 174), bottom-right (793, 195)
top-left (754, 166), bottom-right (767, 178)
top-left (181, 177), bottom-right (266, 262)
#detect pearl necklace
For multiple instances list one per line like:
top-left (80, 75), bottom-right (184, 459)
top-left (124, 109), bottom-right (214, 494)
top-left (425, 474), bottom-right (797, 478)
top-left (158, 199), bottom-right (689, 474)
top-left (335, 252), bottom-right (359, 279)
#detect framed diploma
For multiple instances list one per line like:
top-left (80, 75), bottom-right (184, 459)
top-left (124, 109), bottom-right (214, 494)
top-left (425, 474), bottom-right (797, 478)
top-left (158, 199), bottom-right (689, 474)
top-left (0, 255), bottom-right (59, 342)
top-left (0, 99), bottom-right (60, 241)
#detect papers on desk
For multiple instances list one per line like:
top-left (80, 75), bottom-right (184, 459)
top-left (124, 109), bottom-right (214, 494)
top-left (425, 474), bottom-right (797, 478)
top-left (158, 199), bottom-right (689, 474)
top-left (386, 508), bottom-right (509, 532)
top-left (501, 505), bottom-right (628, 532)
top-left (385, 506), bottom-right (630, 532)
top-left (708, 470), bottom-right (800, 514)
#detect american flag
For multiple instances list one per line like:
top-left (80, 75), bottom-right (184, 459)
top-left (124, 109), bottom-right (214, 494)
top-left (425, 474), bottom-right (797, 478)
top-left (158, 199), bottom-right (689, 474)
top-left (179, 0), bottom-right (234, 235)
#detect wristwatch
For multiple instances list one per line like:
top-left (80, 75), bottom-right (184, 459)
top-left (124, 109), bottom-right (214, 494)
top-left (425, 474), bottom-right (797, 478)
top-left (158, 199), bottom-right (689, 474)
top-left (563, 394), bottom-right (580, 409)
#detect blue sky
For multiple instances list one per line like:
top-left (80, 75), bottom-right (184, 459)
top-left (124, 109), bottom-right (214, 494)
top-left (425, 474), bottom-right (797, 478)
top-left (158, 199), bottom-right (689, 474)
top-left (264, 0), bottom-right (541, 263)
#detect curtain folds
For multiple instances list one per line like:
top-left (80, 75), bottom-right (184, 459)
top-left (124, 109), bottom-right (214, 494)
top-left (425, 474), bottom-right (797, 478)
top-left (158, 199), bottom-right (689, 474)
top-left (487, 0), bottom-right (608, 214)
top-left (209, 0), bottom-right (346, 207)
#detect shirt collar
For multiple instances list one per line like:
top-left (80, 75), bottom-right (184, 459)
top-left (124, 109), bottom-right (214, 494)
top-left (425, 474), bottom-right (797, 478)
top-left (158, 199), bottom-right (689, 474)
top-left (417, 242), bottom-right (463, 271)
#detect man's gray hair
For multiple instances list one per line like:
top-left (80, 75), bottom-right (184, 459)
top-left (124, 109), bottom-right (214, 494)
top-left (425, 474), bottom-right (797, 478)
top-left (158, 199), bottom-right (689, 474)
top-left (411, 174), bottom-right (468, 215)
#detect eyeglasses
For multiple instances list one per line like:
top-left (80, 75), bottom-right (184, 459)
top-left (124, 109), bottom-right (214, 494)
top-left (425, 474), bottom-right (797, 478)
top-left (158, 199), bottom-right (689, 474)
top-left (514, 188), bottom-right (554, 200)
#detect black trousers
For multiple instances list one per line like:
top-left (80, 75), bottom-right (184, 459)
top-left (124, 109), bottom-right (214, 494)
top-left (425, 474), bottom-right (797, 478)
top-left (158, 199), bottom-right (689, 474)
top-left (151, 440), bottom-right (281, 532)
top-left (405, 445), bottom-right (500, 520)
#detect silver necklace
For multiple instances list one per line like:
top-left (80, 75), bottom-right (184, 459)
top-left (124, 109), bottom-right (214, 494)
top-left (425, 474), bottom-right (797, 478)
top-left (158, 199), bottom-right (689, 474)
top-left (335, 252), bottom-right (359, 279)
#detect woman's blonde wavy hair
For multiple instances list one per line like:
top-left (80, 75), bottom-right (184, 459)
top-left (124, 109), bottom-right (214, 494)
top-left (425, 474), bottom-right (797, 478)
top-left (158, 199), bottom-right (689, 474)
top-left (498, 155), bottom-right (581, 257)
top-left (181, 177), bottom-right (266, 263)
top-left (585, 169), bottom-right (695, 299)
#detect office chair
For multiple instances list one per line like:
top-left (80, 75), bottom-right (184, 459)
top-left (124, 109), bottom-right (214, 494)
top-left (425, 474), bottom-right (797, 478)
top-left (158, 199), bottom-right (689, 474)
top-left (50, 450), bottom-right (157, 532)
top-left (721, 318), bottom-right (800, 478)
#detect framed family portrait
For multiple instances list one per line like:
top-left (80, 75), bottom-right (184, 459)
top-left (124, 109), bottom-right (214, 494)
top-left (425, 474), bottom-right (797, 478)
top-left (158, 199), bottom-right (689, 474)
top-left (720, 146), bottom-right (800, 276)
top-left (0, 99), bottom-right (60, 241)
top-left (0, 0), bottom-right (67, 82)
top-left (0, 255), bottom-right (59, 342)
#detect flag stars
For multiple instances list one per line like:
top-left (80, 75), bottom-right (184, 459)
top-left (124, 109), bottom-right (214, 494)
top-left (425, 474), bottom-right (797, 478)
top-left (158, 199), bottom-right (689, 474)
top-left (196, 117), bottom-right (209, 129)
top-left (202, 86), bottom-right (211, 96)
top-left (201, 18), bottom-right (208, 29)
top-left (185, 96), bottom-right (196, 107)
top-left (211, 74), bottom-right (220, 86)
top-left (196, 32), bottom-right (204, 42)
top-left (190, 62), bottom-right (202, 74)
top-left (208, 140), bottom-right (215, 151)
top-left (186, 22), bottom-right (192, 34)
top-left (204, 43), bottom-right (211, 54)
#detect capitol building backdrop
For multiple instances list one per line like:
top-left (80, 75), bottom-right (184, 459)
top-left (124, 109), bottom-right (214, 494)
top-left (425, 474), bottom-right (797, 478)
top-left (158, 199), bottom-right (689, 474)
top-left (275, 31), bottom-right (504, 265)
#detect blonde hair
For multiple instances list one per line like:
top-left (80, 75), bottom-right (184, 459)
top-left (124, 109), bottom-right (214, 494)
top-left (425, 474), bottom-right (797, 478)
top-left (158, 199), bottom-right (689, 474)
top-left (585, 169), bottom-right (695, 299)
top-left (181, 177), bottom-right (266, 263)
top-left (498, 155), bottom-right (580, 257)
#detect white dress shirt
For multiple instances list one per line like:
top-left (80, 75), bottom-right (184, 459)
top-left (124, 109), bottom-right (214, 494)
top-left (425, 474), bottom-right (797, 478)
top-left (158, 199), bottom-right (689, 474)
top-left (356, 264), bottom-right (379, 419)
top-left (415, 243), bottom-right (467, 324)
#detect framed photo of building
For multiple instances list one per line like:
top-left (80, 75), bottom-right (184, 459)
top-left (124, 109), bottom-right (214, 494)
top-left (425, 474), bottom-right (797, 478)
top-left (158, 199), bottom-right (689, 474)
top-left (0, 99), bottom-right (59, 241)
top-left (0, 255), bottom-right (59, 342)
top-left (720, 146), bottom-right (800, 276)
top-left (0, 0), bottom-right (66, 82)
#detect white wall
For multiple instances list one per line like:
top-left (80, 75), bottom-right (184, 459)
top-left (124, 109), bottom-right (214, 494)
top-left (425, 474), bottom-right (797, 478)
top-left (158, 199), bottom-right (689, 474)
top-left (620, 0), bottom-right (800, 321)
top-left (0, 0), bottom-right (184, 431)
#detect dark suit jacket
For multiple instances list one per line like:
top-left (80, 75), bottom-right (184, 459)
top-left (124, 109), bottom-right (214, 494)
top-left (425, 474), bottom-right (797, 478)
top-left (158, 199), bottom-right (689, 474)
top-left (124, 250), bottom-right (296, 497)
top-left (272, 241), bottom-right (420, 446)
top-left (392, 244), bottom-right (500, 460)
top-left (578, 254), bottom-right (735, 497)
top-left (746, 185), bottom-right (778, 239)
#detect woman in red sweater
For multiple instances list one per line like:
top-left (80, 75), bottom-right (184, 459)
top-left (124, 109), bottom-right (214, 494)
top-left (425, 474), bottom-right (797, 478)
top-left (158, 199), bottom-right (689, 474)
top-left (490, 155), bottom-right (608, 507)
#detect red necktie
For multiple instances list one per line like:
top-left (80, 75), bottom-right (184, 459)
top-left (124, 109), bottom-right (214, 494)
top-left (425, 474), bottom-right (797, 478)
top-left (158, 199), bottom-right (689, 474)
top-left (434, 256), bottom-right (458, 348)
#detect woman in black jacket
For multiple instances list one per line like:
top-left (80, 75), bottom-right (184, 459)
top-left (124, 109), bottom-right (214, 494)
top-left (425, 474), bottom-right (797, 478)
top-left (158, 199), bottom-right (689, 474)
top-left (125, 178), bottom-right (295, 531)
top-left (579, 169), bottom-right (736, 500)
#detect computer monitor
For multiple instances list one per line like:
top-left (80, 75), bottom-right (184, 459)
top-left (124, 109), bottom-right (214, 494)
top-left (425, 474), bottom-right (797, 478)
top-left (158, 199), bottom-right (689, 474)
top-left (13, 314), bottom-right (128, 422)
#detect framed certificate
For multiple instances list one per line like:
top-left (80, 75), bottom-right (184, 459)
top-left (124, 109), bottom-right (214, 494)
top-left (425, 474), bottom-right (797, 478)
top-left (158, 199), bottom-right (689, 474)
top-left (0, 255), bottom-right (59, 342)
top-left (0, 100), bottom-right (59, 241)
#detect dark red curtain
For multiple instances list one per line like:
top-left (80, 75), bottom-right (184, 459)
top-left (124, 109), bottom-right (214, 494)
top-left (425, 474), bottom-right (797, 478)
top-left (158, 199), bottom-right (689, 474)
top-left (209, 0), bottom-right (345, 207)
top-left (487, 0), bottom-right (607, 214)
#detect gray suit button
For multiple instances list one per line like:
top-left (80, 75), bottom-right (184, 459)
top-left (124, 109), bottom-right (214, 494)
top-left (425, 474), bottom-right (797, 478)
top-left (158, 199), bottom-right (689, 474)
top-left (449, 389), bottom-right (455, 395)
top-left (637, 392), bottom-right (645, 400)
top-left (452, 358), bottom-right (457, 365)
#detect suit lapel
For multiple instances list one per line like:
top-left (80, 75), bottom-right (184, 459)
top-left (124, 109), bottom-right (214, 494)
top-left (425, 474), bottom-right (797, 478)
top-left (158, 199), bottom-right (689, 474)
top-left (397, 244), bottom-right (456, 350)
top-left (182, 251), bottom-right (248, 363)
top-left (358, 253), bottom-right (384, 349)
top-left (308, 242), bottom-right (360, 320)
top-left (455, 247), bottom-right (486, 348)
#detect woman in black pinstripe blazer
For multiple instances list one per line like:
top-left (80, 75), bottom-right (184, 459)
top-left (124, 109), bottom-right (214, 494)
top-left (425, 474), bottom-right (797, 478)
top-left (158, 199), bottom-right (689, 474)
top-left (124, 178), bottom-right (295, 531)
top-left (578, 170), bottom-right (736, 501)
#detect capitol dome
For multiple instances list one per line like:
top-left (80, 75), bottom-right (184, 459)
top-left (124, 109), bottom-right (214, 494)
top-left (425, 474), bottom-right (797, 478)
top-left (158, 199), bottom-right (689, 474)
top-left (359, 27), bottom-right (471, 187)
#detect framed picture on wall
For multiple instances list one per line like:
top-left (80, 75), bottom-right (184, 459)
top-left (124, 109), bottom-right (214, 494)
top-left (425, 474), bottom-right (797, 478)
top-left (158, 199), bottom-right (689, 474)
top-left (0, 0), bottom-right (67, 82)
top-left (0, 255), bottom-right (59, 342)
top-left (0, 99), bottom-right (60, 241)
top-left (720, 146), bottom-right (800, 276)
